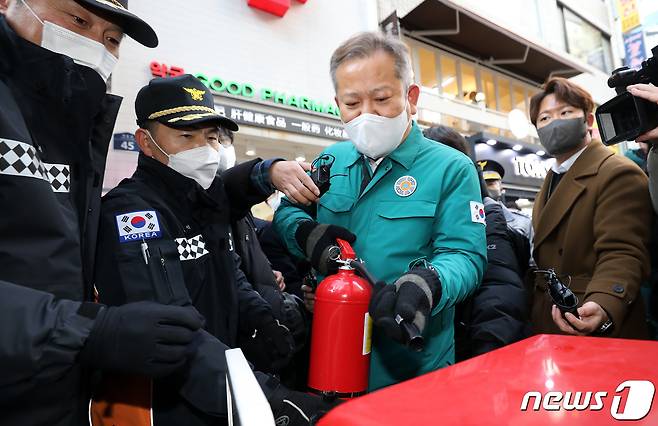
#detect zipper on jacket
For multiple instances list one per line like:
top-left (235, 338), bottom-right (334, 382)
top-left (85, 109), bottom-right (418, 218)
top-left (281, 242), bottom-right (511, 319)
top-left (158, 248), bottom-right (175, 302)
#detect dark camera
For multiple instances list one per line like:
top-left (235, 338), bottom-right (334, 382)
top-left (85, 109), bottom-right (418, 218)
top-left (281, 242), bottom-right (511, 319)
top-left (536, 269), bottom-right (579, 318)
top-left (310, 154), bottom-right (334, 196)
top-left (596, 45), bottom-right (658, 146)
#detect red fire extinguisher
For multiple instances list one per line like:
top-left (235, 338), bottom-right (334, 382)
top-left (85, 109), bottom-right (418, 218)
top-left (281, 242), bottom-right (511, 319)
top-left (307, 239), bottom-right (425, 398)
top-left (307, 239), bottom-right (372, 398)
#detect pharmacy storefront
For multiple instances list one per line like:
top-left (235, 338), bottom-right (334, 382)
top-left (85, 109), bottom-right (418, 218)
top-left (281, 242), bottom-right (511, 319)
top-left (108, 59), bottom-right (348, 192)
top-left (103, 0), bottom-right (376, 192)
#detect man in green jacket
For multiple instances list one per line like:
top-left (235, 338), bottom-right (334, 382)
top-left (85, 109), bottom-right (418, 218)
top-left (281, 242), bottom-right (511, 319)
top-left (273, 32), bottom-right (487, 391)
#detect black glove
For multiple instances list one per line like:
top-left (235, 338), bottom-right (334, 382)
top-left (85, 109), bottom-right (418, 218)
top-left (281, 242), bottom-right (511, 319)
top-left (369, 267), bottom-right (442, 344)
top-left (269, 386), bottom-right (341, 426)
top-left (79, 301), bottom-right (204, 378)
top-left (295, 221), bottom-right (356, 275)
top-left (245, 315), bottom-right (295, 373)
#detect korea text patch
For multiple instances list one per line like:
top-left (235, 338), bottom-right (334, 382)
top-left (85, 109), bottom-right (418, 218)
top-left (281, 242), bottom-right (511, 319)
top-left (115, 210), bottom-right (162, 243)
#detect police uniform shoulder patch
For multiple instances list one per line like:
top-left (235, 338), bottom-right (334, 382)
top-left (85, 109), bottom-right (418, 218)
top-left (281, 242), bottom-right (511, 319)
top-left (394, 175), bottom-right (417, 197)
top-left (175, 234), bottom-right (210, 261)
top-left (470, 201), bottom-right (486, 224)
top-left (115, 210), bottom-right (162, 243)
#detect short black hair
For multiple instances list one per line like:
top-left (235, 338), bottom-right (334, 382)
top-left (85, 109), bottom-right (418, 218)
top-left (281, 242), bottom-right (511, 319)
top-left (140, 119), bottom-right (159, 136)
top-left (423, 126), bottom-right (471, 156)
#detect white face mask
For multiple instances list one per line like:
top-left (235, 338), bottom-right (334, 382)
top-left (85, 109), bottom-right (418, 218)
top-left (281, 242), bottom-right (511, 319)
top-left (217, 144), bottom-right (236, 173)
top-left (344, 102), bottom-right (411, 160)
top-left (146, 131), bottom-right (220, 190)
top-left (21, 0), bottom-right (118, 82)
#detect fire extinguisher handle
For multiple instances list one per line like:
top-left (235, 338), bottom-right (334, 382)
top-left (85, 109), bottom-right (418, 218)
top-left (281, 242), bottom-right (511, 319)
top-left (335, 238), bottom-right (356, 260)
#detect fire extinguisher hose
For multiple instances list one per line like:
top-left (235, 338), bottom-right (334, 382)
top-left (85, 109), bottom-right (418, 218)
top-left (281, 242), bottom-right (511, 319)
top-left (348, 260), bottom-right (425, 352)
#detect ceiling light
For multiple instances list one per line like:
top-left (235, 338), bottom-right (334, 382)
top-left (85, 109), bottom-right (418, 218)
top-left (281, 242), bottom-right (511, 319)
top-left (245, 149), bottom-right (256, 156)
top-left (486, 139), bottom-right (497, 146)
top-left (536, 150), bottom-right (546, 156)
top-left (295, 155), bottom-right (306, 162)
top-left (512, 144), bottom-right (522, 151)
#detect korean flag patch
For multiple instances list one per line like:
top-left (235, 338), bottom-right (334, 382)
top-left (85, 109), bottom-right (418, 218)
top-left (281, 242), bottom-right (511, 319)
top-left (115, 210), bottom-right (162, 243)
top-left (470, 201), bottom-right (486, 224)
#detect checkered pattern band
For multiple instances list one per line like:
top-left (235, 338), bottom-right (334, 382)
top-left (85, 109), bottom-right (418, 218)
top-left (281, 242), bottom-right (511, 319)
top-left (175, 234), bottom-right (210, 261)
top-left (0, 138), bottom-right (70, 193)
top-left (45, 163), bottom-right (71, 193)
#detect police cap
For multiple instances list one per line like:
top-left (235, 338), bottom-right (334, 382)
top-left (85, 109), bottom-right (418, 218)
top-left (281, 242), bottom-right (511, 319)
top-left (73, 0), bottom-right (158, 47)
top-left (135, 74), bottom-right (239, 131)
top-left (478, 159), bottom-right (505, 181)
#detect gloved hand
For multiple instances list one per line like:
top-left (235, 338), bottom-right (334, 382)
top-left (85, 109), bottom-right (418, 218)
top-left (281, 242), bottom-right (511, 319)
top-left (246, 315), bottom-right (295, 373)
top-left (369, 267), bottom-right (442, 344)
top-left (269, 386), bottom-right (341, 426)
top-left (79, 301), bottom-right (204, 378)
top-left (295, 221), bottom-right (356, 275)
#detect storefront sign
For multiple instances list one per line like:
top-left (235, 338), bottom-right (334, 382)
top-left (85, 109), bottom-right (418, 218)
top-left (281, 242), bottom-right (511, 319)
top-left (113, 132), bottom-right (139, 152)
top-left (623, 28), bottom-right (646, 68)
top-left (512, 156), bottom-right (551, 180)
top-left (150, 61), bottom-right (340, 117)
top-left (216, 102), bottom-right (347, 140)
top-left (617, 0), bottom-right (641, 33)
top-left (475, 143), bottom-right (554, 189)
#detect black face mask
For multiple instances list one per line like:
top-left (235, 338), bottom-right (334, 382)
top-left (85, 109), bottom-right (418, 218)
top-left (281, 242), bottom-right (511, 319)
top-left (537, 117), bottom-right (587, 156)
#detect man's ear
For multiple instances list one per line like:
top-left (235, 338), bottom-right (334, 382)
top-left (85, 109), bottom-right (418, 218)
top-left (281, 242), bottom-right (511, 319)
top-left (135, 128), bottom-right (154, 158)
top-left (408, 84), bottom-right (420, 116)
top-left (0, 0), bottom-right (10, 14)
top-left (586, 112), bottom-right (595, 128)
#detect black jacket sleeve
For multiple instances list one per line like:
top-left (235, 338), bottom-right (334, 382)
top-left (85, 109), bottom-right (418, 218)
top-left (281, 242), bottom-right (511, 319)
top-left (254, 218), bottom-right (309, 298)
top-left (458, 199), bottom-right (529, 358)
top-left (232, 252), bottom-right (275, 332)
top-left (220, 159), bottom-right (270, 222)
top-left (0, 281), bottom-right (96, 397)
top-left (178, 329), bottom-right (280, 419)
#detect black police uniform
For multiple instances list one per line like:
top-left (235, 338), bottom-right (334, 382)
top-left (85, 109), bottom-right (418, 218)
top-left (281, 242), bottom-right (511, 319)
top-left (95, 153), bottom-right (282, 424)
top-left (96, 154), bottom-right (272, 344)
top-left (0, 15), bottom-right (121, 425)
top-left (93, 75), bottom-right (310, 425)
top-left (232, 213), bottom-right (309, 376)
top-left (454, 197), bottom-right (529, 360)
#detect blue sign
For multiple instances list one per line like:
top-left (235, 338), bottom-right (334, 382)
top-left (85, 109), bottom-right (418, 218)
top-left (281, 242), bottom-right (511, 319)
top-left (113, 132), bottom-right (139, 152)
top-left (624, 28), bottom-right (647, 68)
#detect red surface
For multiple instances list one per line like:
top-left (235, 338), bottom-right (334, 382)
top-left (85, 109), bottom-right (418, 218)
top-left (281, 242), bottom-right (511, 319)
top-left (247, 0), bottom-right (290, 17)
top-left (319, 335), bottom-right (658, 425)
top-left (309, 269), bottom-right (372, 394)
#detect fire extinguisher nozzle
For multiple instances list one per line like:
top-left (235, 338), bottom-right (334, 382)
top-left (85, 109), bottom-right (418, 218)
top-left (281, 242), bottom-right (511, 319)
top-left (396, 316), bottom-right (425, 352)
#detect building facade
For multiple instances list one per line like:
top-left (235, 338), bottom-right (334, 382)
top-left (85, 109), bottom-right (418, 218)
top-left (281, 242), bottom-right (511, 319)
top-left (104, 0), bottom-right (377, 192)
top-left (379, 0), bottom-right (620, 203)
top-left (106, 0), bottom-right (620, 206)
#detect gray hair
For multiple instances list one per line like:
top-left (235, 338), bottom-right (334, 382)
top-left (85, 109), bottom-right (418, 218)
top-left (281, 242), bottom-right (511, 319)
top-left (330, 31), bottom-right (414, 91)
